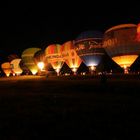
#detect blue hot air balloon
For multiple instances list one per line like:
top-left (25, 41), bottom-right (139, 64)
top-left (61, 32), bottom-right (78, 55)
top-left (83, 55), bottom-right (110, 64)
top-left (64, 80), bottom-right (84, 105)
top-left (74, 30), bottom-right (105, 73)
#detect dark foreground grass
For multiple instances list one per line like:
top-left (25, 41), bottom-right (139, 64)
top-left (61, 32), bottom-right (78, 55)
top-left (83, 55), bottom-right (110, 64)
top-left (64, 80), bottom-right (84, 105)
top-left (0, 75), bottom-right (140, 139)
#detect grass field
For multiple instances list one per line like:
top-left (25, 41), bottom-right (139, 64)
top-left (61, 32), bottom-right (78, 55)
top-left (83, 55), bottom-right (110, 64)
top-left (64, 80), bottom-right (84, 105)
top-left (0, 75), bottom-right (140, 139)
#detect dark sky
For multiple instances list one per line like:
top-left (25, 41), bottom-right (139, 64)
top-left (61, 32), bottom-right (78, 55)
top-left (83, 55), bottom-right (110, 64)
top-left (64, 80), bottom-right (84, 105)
top-left (0, 1), bottom-right (140, 61)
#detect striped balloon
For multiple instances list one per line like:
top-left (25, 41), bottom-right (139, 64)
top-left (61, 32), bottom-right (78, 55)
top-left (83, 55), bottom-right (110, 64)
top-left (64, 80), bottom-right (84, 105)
top-left (61, 41), bottom-right (82, 74)
top-left (45, 44), bottom-right (64, 75)
top-left (21, 48), bottom-right (41, 75)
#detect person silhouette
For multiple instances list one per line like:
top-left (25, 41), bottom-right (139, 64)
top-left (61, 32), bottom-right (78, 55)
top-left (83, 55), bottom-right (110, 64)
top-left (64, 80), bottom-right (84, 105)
top-left (100, 72), bottom-right (107, 85)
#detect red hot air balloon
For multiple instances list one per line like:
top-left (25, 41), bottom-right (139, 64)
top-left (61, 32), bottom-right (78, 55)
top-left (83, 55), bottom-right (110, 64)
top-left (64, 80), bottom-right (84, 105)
top-left (61, 41), bottom-right (82, 75)
top-left (45, 44), bottom-right (64, 76)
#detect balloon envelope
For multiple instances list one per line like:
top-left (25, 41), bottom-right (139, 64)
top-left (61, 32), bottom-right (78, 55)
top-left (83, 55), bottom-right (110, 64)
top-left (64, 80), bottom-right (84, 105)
top-left (103, 24), bottom-right (140, 69)
top-left (1, 62), bottom-right (12, 77)
top-left (11, 59), bottom-right (23, 75)
top-left (34, 50), bottom-right (46, 64)
top-left (21, 48), bottom-right (41, 75)
top-left (8, 54), bottom-right (19, 62)
top-left (19, 60), bottom-right (30, 75)
top-left (45, 44), bottom-right (64, 72)
top-left (74, 31), bottom-right (104, 68)
top-left (61, 41), bottom-right (82, 71)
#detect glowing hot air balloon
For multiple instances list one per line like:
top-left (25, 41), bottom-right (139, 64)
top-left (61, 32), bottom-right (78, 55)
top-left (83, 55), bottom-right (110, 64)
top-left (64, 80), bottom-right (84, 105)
top-left (136, 23), bottom-right (140, 41)
top-left (21, 48), bottom-right (41, 75)
top-left (45, 44), bottom-right (64, 76)
top-left (1, 62), bottom-right (12, 77)
top-left (61, 41), bottom-right (82, 75)
top-left (74, 31), bottom-right (105, 74)
top-left (34, 50), bottom-right (47, 75)
top-left (11, 59), bottom-right (23, 76)
top-left (103, 24), bottom-right (140, 74)
top-left (34, 50), bottom-right (46, 64)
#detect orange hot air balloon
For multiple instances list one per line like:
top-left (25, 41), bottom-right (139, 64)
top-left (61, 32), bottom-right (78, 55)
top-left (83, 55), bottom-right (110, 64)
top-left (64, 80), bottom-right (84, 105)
top-left (61, 41), bottom-right (82, 75)
top-left (136, 23), bottom-right (140, 41)
top-left (1, 62), bottom-right (12, 77)
top-left (45, 44), bottom-right (64, 76)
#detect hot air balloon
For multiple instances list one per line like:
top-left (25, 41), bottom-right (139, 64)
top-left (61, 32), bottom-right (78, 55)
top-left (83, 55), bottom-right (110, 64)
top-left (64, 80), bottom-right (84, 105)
top-left (7, 54), bottom-right (19, 62)
top-left (1, 62), bottom-right (12, 77)
top-left (21, 48), bottom-right (41, 75)
top-left (10, 59), bottom-right (23, 76)
top-left (136, 23), bottom-right (140, 41)
top-left (34, 50), bottom-right (47, 75)
top-left (103, 24), bottom-right (140, 74)
top-left (34, 50), bottom-right (46, 64)
top-left (19, 60), bottom-right (30, 75)
top-left (61, 41), bottom-right (82, 75)
top-left (74, 31), bottom-right (105, 74)
top-left (45, 44), bottom-right (64, 76)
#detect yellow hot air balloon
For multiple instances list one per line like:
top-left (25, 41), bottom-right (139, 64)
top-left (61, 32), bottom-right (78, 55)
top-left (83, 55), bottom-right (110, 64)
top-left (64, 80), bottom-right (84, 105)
top-left (11, 59), bottom-right (23, 76)
top-left (61, 41), bottom-right (82, 75)
top-left (21, 48), bottom-right (41, 75)
top-left (45, 44), bottom-right (64, 76)
top-left (103, 24), bottom-right (140, 74)
top-left (1, 62), bottom-right (12, 77)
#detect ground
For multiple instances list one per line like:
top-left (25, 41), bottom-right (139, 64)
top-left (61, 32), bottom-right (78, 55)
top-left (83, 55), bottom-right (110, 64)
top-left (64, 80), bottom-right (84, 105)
top-left (0, 75), bottom-right (140, 139)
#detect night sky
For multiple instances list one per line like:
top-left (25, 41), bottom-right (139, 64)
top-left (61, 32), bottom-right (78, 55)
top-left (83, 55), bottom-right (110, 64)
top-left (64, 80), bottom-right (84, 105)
top-left (0, 2), bottom-right (139, 62)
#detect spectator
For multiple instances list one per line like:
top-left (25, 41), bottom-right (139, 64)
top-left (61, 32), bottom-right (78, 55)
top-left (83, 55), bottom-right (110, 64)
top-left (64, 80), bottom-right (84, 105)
top-left (100, 72), bottom-right (107, 84)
